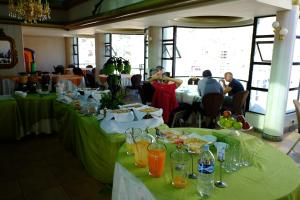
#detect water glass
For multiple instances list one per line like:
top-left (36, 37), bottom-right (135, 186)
top-left (170, 148), bottom-right (190, 189)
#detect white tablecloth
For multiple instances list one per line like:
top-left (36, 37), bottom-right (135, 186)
top-left (1, 79), bottom-right (15, 95)
top-left (100, 117), bottom-right (164, 134)
top-left (176, 85), bottom-right (201, 104)
top-left (121, 74), bottom-right (132, 87)
top-left (112, 162), bottom-right (156, 200)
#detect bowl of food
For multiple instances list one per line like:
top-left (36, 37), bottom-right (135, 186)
top-left (112, 109), bottom-right (135, 122)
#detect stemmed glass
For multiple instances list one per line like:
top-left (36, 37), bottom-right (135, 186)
top-left (215, 147), bottom-right (227, 188)
top-left (185, 145), bottom-right (198, 179)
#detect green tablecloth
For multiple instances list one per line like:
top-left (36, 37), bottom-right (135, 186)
top-left (0, 98), bottom-right (23, 139)
top-left (116, 128), bottom-right (300, 200)
top-left (15, 94), bottom-right (57, 134)
top-left (54, 102), bottom-right (126, 183)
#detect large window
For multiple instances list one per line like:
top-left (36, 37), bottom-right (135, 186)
top-left (78, 37), bottom-right (95, 68)
top-left (176, 27), bottom-right (253, 81)
top-left (248, 16), bottom-right (300, 114)
top-left (111, 34), bottom-right (144, 75)
top-left (72, 37), bottom-right (96, 68)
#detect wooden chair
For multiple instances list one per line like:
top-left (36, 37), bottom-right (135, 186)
top-left (201, 93), bottom-right (224, 128)
top-left (170, 110), bottom-right (186, 128)
top-left (287, 100), bottom-right (300, 155)
top-left (231, 90), bottom-right (249, 115)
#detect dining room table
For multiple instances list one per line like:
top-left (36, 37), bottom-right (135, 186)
top-left (176, 85), bottom-right (201, 105)
top-left (112, 128), bottom-right (300, 200)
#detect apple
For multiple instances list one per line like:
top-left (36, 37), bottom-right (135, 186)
top-left (237, 115), bottom-right (245, 123)
top-left (224, 120), bottom-right (233, 129)
top-left (223, 110), bottom-right (232, 118)
top-left (233, 121), bottom-right (243, 130)
top-left (242, 121), bottom-right (251, 130)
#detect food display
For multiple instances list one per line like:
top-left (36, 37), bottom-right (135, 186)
top-left (112, 109), bottom-right (130, 113)
top-left (218, 111), bottom-right (252, 131)
top-left (184, 137), bottom-right (208, 153)
top-left (160, 130), bottom-right (184, 143)
top-left (120, 103), bottom-right (143, 109)
top-left (139, 107), bottom-right (159, 113)
top-left (72, 100), bottom-right (81, 110)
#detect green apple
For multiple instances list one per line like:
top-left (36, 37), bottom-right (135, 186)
top-left (224, 120), bottom-right (233, 129)
top-left (233, 121), bottom-right (243, 130)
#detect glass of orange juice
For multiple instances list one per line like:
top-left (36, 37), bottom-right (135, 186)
top-left (125, 128), bottom-right (142, 155)
top-left (133, 133), bottom-right (153, 168)
top-left (147, 143), bottom-right (167, 177)
top-left (170, 145), bottom-right (190, 188)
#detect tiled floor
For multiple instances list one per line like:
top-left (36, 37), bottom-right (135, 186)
top-left (0, 135), bottom-right (111, 200)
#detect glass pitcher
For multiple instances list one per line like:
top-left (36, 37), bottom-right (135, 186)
top-left (170, 145), bottom-right (190, 188)
top-left (125, 128), bottom-right (143, 155)
top-left (133, 132), bottom-right (154, 168)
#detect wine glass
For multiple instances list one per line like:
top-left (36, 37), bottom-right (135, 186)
top-left (215, 147), bottom-right (227, 188)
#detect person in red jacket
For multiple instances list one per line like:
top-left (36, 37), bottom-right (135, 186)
top-left (149, 66), bottom-right (182, 123)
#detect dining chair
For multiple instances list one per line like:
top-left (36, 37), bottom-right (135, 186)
top-left (287, 100), bottom-right (300, 155)
top-left (200, 93), bottom-right (224, 128)
top-left (138, 81), bottom-right (155, 105)
top-left (188, 77), bottom-right (200, 85)
top-left (231, 90), bottom-right (249, 115)
top-left (170, 110), bottom-right (186, 128)
top-left (126, 74), bottom-right (142, 96)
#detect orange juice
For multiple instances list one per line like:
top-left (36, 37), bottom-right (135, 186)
top-left (134, 140), bottom-right (150, 167)
top-left (172, 176), bottom-right (187, 188)
top-left (148, 149), bottom-right (166, 177)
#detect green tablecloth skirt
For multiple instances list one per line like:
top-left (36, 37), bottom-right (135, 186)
top-left (0, 98), bottom-right (23, 139)
top-left (116, 128), bottom-right (300, 200)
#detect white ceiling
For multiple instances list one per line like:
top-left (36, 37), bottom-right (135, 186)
top-left (22, 0), bottom-right (291, 37)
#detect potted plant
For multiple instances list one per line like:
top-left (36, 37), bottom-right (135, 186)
top-left (102, 57), bottom-right (131, 98)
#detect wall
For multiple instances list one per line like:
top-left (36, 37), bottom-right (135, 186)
top-left (23, 35), bottom-right (66, 72)
top-left (0, 24), bottom-right (25, 76)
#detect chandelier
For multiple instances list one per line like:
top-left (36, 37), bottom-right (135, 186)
top-left (8, 0), bottom-right (51, 23)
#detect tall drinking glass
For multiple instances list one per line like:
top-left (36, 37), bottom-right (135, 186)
top-left (147, 142), bottom-right (166, 177)
top-left (170, 146), bottom-right (190, 189)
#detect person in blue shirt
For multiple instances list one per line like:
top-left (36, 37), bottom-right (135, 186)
top-left (220, 72), bottom-right (245, 106)
top-left (198, 70), bottom-right (223, 97)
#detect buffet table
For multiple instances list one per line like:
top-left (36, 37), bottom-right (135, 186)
top-left (0, 96), bottom-right (23, 139)
top-left (113, 128), bottom-right (300, 200)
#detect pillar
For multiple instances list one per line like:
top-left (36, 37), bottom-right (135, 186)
top-left (64, 37), bottom-right (73, 67)
top-left (147, 26), bottom-right (162, 73)
top-left (263, 4), bottom-right (299, 141)
top-left (95, 33), bottom-right (106, 76)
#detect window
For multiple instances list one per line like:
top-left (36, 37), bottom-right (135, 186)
top-left (72, 37), bottom-right (79, 67)
top-left (78, 37), bottom-right (95, 68)
top-left (111, 34), bottom-right (144, 76)
top-left (172, 26), bottom-right (252, 84)
top-left (248, 16), bottom-right (300, 114)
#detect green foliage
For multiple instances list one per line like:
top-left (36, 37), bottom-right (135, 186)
top-left (100, 92), bottom-right (124, 110)
top-left (101, 56), bottom-right (131, 75)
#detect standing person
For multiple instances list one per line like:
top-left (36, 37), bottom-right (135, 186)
top-left (149, 66), bottom-right (182, 124)
top-left (198, 70), bottom-right (223, 97)
top-left (220, 72), bottom-right (244, 106)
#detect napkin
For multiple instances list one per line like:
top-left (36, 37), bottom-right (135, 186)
top-left (15, 91), bottom-right (27, 98)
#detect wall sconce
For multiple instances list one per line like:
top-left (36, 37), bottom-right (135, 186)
top-left (272, 21), bottom-right (289, 40)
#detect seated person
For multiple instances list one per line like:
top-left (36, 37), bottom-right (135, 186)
top-left (198, 70), bottom-right (223, 97)
top-left (149, 66), bottom-right (182, 124)
top-left (220, 72), bottom-right (245, 107)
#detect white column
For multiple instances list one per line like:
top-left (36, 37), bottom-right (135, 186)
top-left (263, 4), bottom-right (299, 141)
top-left (147, 26), bottom-right (162, 72)
top-left (95, 33), bottom-right (106, 76)
top-left (64, 37), bottom-right (73, 66)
